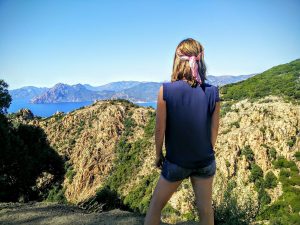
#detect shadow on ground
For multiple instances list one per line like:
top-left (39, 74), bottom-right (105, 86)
top-left (0, 202), bottom-right (199, 225)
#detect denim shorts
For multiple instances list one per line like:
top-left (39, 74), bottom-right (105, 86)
top-left (161, 158), bottom-right (216, 182)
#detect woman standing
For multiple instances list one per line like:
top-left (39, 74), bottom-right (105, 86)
top-left (144, 38), bottom-right (220, 225)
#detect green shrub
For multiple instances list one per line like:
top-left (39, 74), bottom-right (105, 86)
top-left (69, 138), bottom-right (76, 146)
top-left (225, 160), bottom-right (230, 167)
top-left (287, 174), bottom-right (300, 186)
top-left (279, 168), bottom-right (290, 178)
top-left (107, 137), bottom-right (151, 191)
top-left (258, 188), bottom-right (271, 206)
top-left (227, 180), bottom-right (237, 191)
top-left (182, 211), bottom-right (197, 221)
top-left (258, 157), bottom-right (300, 224)
top-left (289, 162), bottom-right (299, 173)
top-left (110, 99), bottom-right (138, 108)
top-left (287, 136), bottom-right (296, 147)
top-left (272, 156), bottom-right (294, 168)
top-left (294, 151), bottom-right (300, 161)
top-left (264, 171), bottom-right (278, 189)
top-left (220, 102), bottom-right (235, 117)
top-left (65, 166), bottom-right (76, 183)
top-left (268, 147), bottom-right (277, 160)
top-left (123, 173), bottom-right (159, 214)
top-left (258, 189), bottom-right (300, 224)
top-left (260, 126), bottom-right (266, 134)
top-left (241, 145), bottom-right (254, 162)
top-left (230, 121), bottom-right (240, 128)
top-left (144, 111), bottom-right (155, 138)
top-left (253, 177), bottom-right (272, 213)
top-left (123, 117), bottom-right (136, 136)
top-left (261, 143), bottom-right (269, 148)
top-left (162, 203), bottom-right (180, 216)
top-left (46, 185), bottom-right (67, 203)
top-left (94, 185), bottom-right (124, 211)
top-left (270, 215), bottom-right (300, 225)
top-left (79, 120), bottom-right (85, 127)
top-left (221, 128), bottom-right (231, 135)
top-left (254, 177), bottom-right (265, 190)
top-left (77, 126), bottom-right (84, 134)
top-left (269, 217), bottom-right (285, 225)
top-left (250, 163), bottom-right (263, 182)
top-left (214, 180), bottom-right (256, 225)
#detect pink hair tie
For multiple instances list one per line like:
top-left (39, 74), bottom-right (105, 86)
top-left (176, 49), bottom-right (204, 85)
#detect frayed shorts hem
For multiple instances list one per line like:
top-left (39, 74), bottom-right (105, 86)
top-left (160, 158), bottom-right (216, 182)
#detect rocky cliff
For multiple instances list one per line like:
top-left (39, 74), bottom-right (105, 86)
top-left (10, 94), bottom-right (300, 224)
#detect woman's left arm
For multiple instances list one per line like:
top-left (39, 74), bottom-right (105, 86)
top-left (154, 85), bottom-right (166, 169)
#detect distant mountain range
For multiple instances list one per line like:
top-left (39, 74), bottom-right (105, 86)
top-left (9, 86), bottom-right (49, 102)
top-left (9, 74), bottom-right (256, 103)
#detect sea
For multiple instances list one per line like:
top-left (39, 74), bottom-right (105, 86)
top-left (7, 100), bottom-right (157, 118)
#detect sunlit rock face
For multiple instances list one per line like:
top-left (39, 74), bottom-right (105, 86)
top-left (12, 96), bottom-right (299, 223)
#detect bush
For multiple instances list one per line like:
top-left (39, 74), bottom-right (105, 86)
top-left (107, 137), bottom-right (150, 191)
top-left (264, 171), bottom-right (278, 189)
top-left (279, 168), bottom-right (290, 178)
top-left (241, 145), bottom-right (254, 162)
top-left (230, 121), bottom-right (240, 128)
top-left (220, 102), bottom-right (235, 117)
top-left (287, 174), bottom-right (300, 186)
top-left (227, 180), bottom-right (237, 190)
top-left (287, 136), bottom-right (296, 148)
top-left (94, 185), bottom-right (124, 211)
top-left (272, 156), bottom-right (294, 168)
top-left (144, 111), bottom-right (155, 138)
top-left (65, 166), bottom-right (76, 184)
top-left (123, 173), bottom-right (159, 214)
top-left (254, 177), bottom-right (265, 190)
top-left (46, 185), bottom-right (67, 203)
top-left (214, 180), bottom-right (257, 225)
top-left (258, 188), bottom-right (271, 206)
top-left (182, 211), bottom-right (197, 221)
top-left (268, 147), bottom-right (277, 160)
top-left (289, 162), bottom-right (299, 173)
top-left (260, 126), bottom-right (266, 134)
top-left (225, 160), bottom-right (230, 167)
top-left (123, 117), bottom-right (136, 136)
top-left (258, 157), bottom-right (300, 224)
top-left (294, 151), bottom-right (300, 161)
top-left (250, 163), bottom-right (263, 182)
top-left (69, 138), bottom-right (76, 146)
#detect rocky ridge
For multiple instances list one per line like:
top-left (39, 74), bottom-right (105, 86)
top-left (9, 95), bottom-right (300, 224)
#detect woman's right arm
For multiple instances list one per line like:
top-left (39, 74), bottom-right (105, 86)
top-left (211, 101), bottom-right (220, 149)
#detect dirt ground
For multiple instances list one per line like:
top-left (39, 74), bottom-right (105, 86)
top-left (0, 202), bottom-right (199, 225)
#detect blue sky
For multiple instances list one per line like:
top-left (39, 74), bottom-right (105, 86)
top-left (1, 0), bottom-right (299, 90)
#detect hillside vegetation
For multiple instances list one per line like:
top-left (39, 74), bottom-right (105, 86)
top-left (220, 59), bottom-right (300, 102)
top-left (3, 95), bottom-right (300, 224)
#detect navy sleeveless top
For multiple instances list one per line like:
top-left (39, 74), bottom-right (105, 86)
top-left (162, 80), bottom-right (220, 169)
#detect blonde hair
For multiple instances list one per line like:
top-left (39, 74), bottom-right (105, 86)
top-left (171, 38), bottom-right (207, 87)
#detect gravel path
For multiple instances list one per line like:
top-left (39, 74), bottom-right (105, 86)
top-left (0, 202), bottom-right (199, 225)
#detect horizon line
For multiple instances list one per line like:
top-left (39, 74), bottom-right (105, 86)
top-left (7, 73), bottom-right (258, 90)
